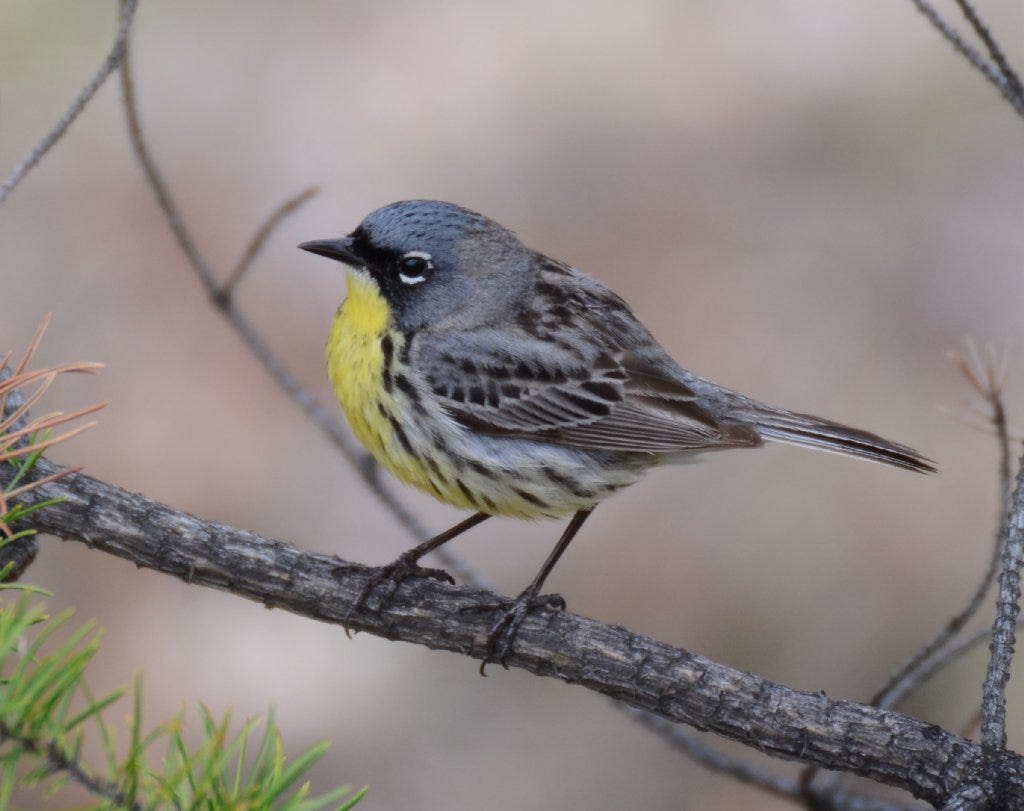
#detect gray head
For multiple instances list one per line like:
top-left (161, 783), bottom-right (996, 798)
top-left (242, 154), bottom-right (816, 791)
top-left (299, 200), bottom-right (534, 331)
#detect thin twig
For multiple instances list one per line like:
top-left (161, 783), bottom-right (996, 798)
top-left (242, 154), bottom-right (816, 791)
top-left (868, 346), bottom-right (1012, 711)
top-left (0, 721), bottom-right (142, 811)
top-left (117, 13), bottom-right (481, 588)
top-left (908, 0), bottom-right (1024, 119)
top-left (0, 0), bottom-right (140, 205)
top-left (619, 706), bottom-right (913, 811)
top-left (802, 344), bottom-right (1013, 802)
top-left (953, 0), bottom-right (1024, 100)
top-left (979, 447), bottom-right (1024, 749)
top-left (879, 619), bottom-right (1024, 713)
top-left (222, 186), bottom-right (319, 297)
top-left (117, 15), bottom-right (217, 292)
top-left (619, 705), bottom-right (800, 801)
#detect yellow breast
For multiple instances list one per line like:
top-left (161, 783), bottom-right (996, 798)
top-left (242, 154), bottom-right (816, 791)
top-left (326, 271), bottom-right (478, 511)
top-left (327, 271), bottom-right (586, 518)
top-left (326, 271), bottom-right (398, 464)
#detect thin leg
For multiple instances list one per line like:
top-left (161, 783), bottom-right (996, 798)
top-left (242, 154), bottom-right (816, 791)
top-left (395, 511), bottom-right (491, 563)
top-left (344, 511), bottom-right (491, 633)
top-left (480, 508), bottom-right (594, 674)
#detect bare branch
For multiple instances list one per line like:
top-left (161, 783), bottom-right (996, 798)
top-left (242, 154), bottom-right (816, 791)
top-left (620, 706), bottom-right (913, 811)
top-left (118, 18), bottom-right (217, 291)
top-left (869, 344), bottom-right (1012, 711)
top-left (117, 15), bottom-right (486, 593)
top-left (882, 616), bottom-right (1024, 713)
top-left (953, 0), bottom-right (1024, 100)
top-left (0, 721), bottom-right (141, 811)
top-left (0, 0), bottom-right (140, 205)
top-left (618, 705), bottom-right (802, 800)
top-left (908, 0), bottom-right (1024, 119)
top-left (5, 457), bottom-right (1019, 808)
top-left (222, 186), bottom-right (319, 298)
top-left (980, 447), bottom-right (1024, 749)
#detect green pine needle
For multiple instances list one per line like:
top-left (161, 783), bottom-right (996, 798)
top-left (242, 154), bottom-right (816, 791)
top-left (0, 422), bottom-right (365, 811)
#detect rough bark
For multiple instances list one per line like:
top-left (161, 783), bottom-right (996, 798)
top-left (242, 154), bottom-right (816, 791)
top-left (3, 457), bottom-right (1022, 808)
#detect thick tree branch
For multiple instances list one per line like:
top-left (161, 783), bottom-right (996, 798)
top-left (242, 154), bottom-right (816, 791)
top-left (4, 458), bottom-right (1022, 808)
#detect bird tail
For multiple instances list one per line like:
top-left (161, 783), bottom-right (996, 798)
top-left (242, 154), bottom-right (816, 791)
top-left (748, 409), bottom-right (936, 474)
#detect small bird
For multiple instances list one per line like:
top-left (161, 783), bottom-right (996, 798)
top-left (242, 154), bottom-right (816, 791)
top-left (300, 200), bottom-right (934, 671)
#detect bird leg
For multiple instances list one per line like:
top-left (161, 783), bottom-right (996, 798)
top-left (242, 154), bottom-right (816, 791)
top-left (343, 511), bottom-right (491, 635)
top-left (478, 508), bottom-right (594, 675)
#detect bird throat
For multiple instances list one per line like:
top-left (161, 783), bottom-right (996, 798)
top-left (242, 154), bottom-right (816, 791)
top-left (327, 270), bottom-right (397, 462)
top-left (334, 270), bottom-right (390, 336)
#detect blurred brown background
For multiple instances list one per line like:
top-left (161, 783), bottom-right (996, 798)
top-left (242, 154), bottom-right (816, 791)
top-left (3, 1), bottom-right (1023, 808)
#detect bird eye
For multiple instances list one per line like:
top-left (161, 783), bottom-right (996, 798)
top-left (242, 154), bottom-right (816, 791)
top-left (398, 251), bottom-right (433, 285)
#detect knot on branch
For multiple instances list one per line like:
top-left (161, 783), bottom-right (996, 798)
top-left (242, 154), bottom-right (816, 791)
top-left (946, 747), bottom-right (1024, 810)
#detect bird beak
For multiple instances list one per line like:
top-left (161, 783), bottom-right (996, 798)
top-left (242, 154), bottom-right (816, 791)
top-left (297, 236), bottom-right (363, 267)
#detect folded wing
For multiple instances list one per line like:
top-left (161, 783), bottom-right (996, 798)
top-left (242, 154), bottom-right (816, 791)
top-left (418, 331), bottom-right (760, 454)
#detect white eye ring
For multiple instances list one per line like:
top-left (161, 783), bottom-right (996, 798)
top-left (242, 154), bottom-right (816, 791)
top-left (399, 251), bottom-right (433, 285)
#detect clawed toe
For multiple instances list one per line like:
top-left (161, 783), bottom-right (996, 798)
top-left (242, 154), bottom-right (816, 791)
top-left (416, 566), bottom-right (456, 585)
top-left (342, 556), bottom-right (454, 636)
top-left (476, 591), bottom-right (567, 676)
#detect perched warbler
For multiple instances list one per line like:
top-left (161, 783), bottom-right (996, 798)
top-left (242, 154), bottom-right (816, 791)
top-left (300, 200), bottom-right (933, 670)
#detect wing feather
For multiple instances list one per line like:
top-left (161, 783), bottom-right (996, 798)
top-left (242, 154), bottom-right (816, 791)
top-left (419, 330), bottom-right (759, 454)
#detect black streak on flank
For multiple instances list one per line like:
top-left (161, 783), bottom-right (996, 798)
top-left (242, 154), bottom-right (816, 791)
top-left (381, 334), bottom-right (394, 369)
top-left (468, 459), bottom-right (496, 479)
top-left (394, 374), bottom-right (424, 412)
top-left (387, 414), bottom-right (415, 455)
top-left (456, 478), bottom-right (478, 507)
top-left (513, 487), bottom-right (549, 510)
top-left (542, 466), bottom-right (594, 500)
top-left (425, 456), bottom-right (446, 482)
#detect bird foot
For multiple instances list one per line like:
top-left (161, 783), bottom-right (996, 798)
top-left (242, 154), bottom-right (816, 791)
top-left (343, 552), bottom-right (455, 636)
top-left (464, 591), bottom-right (566, 675)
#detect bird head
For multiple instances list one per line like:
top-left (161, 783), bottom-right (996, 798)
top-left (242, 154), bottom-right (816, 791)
top-left (300, 200), bottom-right (534, 332)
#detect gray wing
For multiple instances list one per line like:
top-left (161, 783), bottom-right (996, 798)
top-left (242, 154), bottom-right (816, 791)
top-left (417, 328), bottom-right (760, 453)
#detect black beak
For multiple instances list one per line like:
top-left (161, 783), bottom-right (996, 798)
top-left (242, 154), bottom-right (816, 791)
top-left (298, 236), bottom-right (363, 267)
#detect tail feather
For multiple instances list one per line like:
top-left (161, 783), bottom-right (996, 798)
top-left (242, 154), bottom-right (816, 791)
top-left (750, 410), bottom-right (936, 474)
